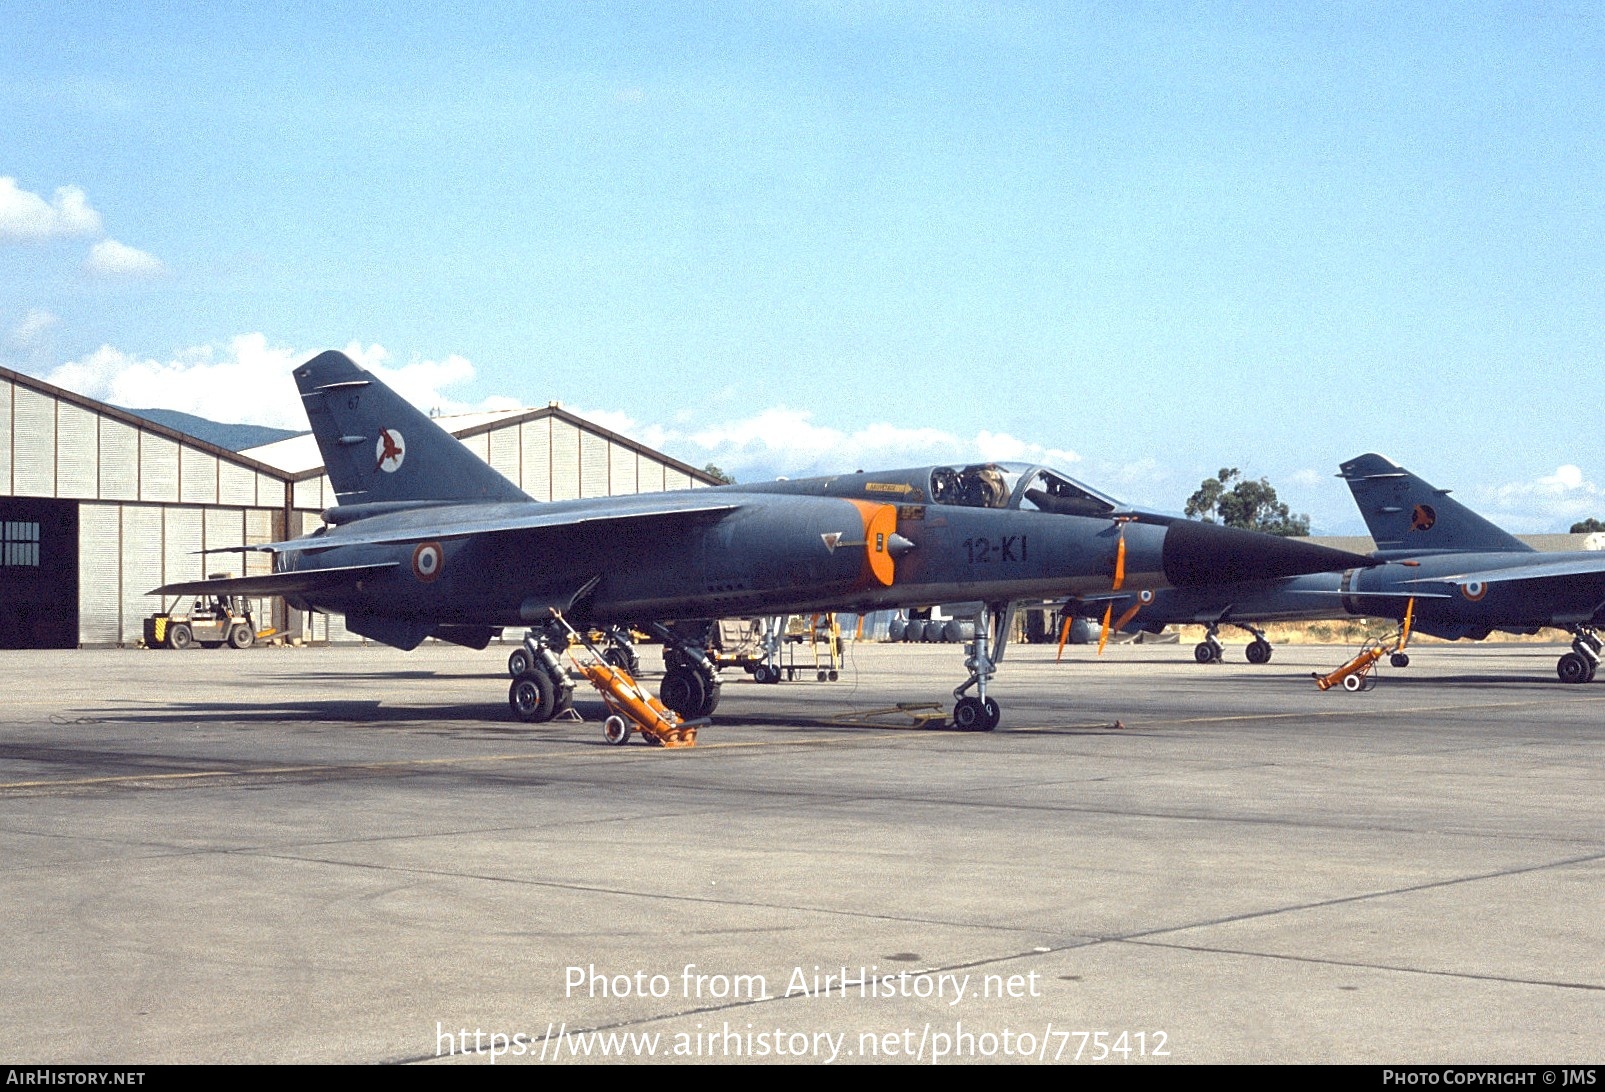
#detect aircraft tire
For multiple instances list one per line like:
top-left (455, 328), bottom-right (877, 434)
top-left (1390, 652), bottom-right (1410, 668)
top-left (1557, 652), bottom-right (1591, 685)
top-left (660, 667), bottom-right (707, 719)
top-left (167, 623), bottom-right (193, 651)
top-left (603, 647), bottom-right (640, 675)
top-left (509, 671), bottom-right (555, 722)
top-left (228, 625), bottom-right (254, 650)
top-left (699, 680), bottom-right (721, 718)
top-left (953, 696), bottom-right (997, 731)
top-left (1246, 640), bottom-right (1272, 665)
top-left (508, 647), bottom-right (534, 678)
top-left (1194, 642), bottom-right (1215, 665)
top-left (603, 715), bottom-right (631, 745)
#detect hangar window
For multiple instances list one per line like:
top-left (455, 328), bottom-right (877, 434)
top-left (3, 521), bottom-right (40, 567)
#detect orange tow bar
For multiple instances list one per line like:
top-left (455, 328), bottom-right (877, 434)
top-left (552, 612), bottom-right (698, 747)
top-left (1313, 597), bottom-right (1415, 692)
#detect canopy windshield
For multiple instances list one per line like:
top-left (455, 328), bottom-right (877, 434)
top-left (926, 463), bottom-right (1119, 516)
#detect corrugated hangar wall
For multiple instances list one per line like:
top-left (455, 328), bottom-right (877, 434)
top-left (0, 370), bottom-right (292, 648)
top-left (1, 368), bottom-right (710, 648)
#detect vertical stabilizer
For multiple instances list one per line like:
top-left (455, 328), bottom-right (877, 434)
top-left (1339, 453), bottom-right (1531, 554)
top-left (294, 351), bottom-right (530, 506)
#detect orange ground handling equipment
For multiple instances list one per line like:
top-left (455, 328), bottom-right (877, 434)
top-left (550, 611), bottom-right (699, 747)
top-left (1313, 598), bottom-right (1416, 692)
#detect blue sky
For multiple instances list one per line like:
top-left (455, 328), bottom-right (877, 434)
top-left (3, 2), bottom-right (1603, 532)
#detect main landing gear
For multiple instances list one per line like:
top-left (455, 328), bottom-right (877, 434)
top-left (1193, 622), bottom-right (1274, 665)
top-left (647, 622), bottom-right (722, 720)
top-left (1557, 626), bottom-right (1600, 684)
top-left (952, 602), bottom-right (1013, 732)
top-left (508, 620), bottom-right (577, 723)
top-left (510, 625), bottom-right (638, 678)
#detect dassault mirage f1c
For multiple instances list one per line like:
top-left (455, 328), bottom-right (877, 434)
top-left (155, 351), bottom-right (1378, 729)
top-left (1073, 453), bottom-right (1605, 683)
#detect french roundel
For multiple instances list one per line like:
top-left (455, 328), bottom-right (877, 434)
top-left (1139, 590), bottom-right (1154, 604)
top-left (412, 541), bottom-right (444, 583)
top-left (1461, 581), bottom-right (1487, 601)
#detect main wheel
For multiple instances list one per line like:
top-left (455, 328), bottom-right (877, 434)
top-left (1246, 640), bottom-right (1272, 665)
top-left (1390, 652), bottom-right (1410, 668)
top-left (660, 667), bottom-right (707, 719)
top-left (602, 715), bottom-right (631, 745)
top-left (1194, 642), bottom-right (1216, 664)
top-left (508, 647), bottom-right (534, 678)
top-left (167, 623), bottom-right (193, 651)
top-left (509, 671), bottom-right (555, 722)
top-left (603, 647), bottom-right (640, 675)
top-left (1557, 652), bottom-right (1591, 684)
top-left (1342, 673), bottom-right (1365, 692)
top-left (228, 625), bottom-right (254, 649)
top-left (699, 680), bottom-right (721, 718)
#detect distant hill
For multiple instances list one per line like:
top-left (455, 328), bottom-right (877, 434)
top-left (118, 407), bottom-right (304, 453)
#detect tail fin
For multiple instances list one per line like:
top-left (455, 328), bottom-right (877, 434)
top-left (294, 351), bottom-right (530, 507)
top-left (1339, 452), bottom-right (1530, 555)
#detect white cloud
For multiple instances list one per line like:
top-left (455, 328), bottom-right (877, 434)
top-left (0, 178), bottom-right (102, 240)
top-left (84, 238), bottom-right (164, 277)
top-left (9, 309), bottom-right (58, 347)
top-left (564, 403), bottom-right (1083, 483)
top-left (40, 335), bottom-right (501, 430)
top-left (1479, 464), bottom-right (1604, 531)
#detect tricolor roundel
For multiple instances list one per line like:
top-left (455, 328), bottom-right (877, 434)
top-left (412, 541), bottom-right (444, 583)
top-left (1460, 580), bottom-right (1487, 601)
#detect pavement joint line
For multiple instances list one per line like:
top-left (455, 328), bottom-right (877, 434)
top-left (0, 734), bottom-right (871, 791)
top-left (1117, 937), bottom-right (1604, 992)
top-left (1107, 849), bottom-right (1605, 946)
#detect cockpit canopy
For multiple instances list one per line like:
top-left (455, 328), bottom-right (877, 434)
top-left (927, 463), bottom-right (1118, 517)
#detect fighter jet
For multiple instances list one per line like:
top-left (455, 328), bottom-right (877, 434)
top-left (154, 351), bottom-right (1378, 729)
top-left (1071, 453), bottom-right (1605, 683)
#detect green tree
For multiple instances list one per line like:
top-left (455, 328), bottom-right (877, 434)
top-left (703, 463), bottom-right (736, 485)
top-left (1185, 467), bottom-right (1311, 537)
top-left (1570, 517), bottom-right (1605, 533)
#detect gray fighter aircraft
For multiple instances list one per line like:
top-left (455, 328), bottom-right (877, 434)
top-left (1073, 453), bottom-right (1605, 683)
top-left (155, 351), bottom-right (1378, 729)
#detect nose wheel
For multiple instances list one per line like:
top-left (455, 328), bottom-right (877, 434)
top-left (951, 602), bottom-right (1013, 731)
top-left (953, 696), bottom-right (1000, 732)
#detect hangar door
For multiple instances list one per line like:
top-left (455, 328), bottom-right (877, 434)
top-left (0, 497), bottom-right (79, 649)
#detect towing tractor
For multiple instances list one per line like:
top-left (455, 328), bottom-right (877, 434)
top-left (145, 594), bottom-right (257, 650)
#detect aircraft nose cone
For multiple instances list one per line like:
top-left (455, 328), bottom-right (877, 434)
top-left (1161, 520), bottom-right (1374, 586)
